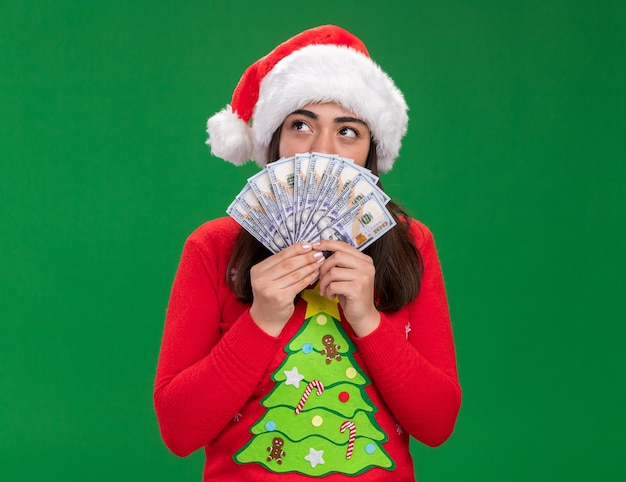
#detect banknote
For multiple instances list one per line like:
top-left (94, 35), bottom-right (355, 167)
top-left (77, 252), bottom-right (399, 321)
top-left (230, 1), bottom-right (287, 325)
top-left (298, 171), bottom-right (390, 241)
top-left (226, 197), bottom-right (282, 253)
top-left (247, 169), bottom-right (291, 246)
top-left (313, 192), bottom-right (397, 251)
top-left (266, 156), bottom-right (296, 242)
top-left (293, 153), bottom-right (313, 241)
top-left (228, 153), bottom-right (396, 252)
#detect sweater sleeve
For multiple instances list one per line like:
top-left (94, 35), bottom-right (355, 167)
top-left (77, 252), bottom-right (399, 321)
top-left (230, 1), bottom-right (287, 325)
top-left (153, 237), bottom-right (282, 457)
top-left (353, 224), bottom-right (461, 447)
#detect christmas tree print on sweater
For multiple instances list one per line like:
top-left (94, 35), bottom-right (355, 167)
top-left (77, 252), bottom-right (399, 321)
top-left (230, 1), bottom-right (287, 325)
top-left (234, 286), bottom-right (395, 476)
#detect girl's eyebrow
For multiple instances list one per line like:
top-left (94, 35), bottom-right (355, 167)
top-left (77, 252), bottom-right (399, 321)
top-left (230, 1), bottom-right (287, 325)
top-left (334, 116), bottom-right (367, 126)
top-left (289, 110), bottom-right (367, 127)
top-left (290, 109), bottom-right (317, 119)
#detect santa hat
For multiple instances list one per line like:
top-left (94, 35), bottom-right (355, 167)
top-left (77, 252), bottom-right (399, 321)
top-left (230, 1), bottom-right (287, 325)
top-left (206, 25), bottom-right (408, 173)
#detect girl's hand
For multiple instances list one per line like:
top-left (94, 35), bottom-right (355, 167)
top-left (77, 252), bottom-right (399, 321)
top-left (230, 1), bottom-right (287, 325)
top-left (313, 240), bottom-right (380, 337)
top-left (250, 243), bottom-right (325, 336)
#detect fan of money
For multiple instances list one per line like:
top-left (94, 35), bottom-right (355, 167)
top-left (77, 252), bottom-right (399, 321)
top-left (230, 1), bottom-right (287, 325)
top-left (227, 152), bottom-right (396, 254)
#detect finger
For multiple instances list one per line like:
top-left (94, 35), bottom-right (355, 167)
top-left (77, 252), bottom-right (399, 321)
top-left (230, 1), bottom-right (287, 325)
top-left (317, 249), bottom-right (372, 278)
top-left (253, 253), bottom-right (324, 290)
top-left (254, 244), bottom-right (323, 279)
top-left (318, 255), bottom-right (374, 299)
top-left (269, 255), bottom-right (324, 290)
top-left (318, 267), bottom-right (362, 295)
top-left (260, 242), bottom-right (316, 269)
top-left (312, 239), bottom-right (358, 256)
top-left (321, 280), bottom-right (354, 300)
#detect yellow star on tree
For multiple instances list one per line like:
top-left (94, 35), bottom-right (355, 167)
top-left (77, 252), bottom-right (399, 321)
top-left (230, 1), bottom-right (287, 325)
top-left (301, 285), bottom-right (341, 320)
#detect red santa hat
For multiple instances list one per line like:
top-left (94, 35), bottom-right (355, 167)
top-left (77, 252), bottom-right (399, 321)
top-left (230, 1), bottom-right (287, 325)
top-left (206, 25), bottom-right (408, 173)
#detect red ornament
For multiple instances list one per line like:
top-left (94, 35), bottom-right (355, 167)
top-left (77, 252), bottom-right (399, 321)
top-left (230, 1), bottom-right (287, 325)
top-left (339, 391), bottom-right (350, 403)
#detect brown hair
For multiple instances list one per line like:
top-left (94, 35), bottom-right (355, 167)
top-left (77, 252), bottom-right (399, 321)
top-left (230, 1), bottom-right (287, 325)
top-left (226, 130), bottom-right (423, 312)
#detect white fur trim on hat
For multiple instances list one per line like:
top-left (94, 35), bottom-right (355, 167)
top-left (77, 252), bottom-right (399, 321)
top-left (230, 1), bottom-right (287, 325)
top-left (206, 105), bottom-right (254, 166)
top-left (251, 44), bottom-right (408, 173)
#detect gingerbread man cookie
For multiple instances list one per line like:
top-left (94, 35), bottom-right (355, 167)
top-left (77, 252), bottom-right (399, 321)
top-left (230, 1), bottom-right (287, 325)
top-left (267, 437), bottom-right (285, 464)
top-left (321, 334), bottom-right (342, 364)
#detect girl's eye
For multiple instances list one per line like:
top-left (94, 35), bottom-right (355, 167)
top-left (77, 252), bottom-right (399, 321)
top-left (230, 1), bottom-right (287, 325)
top-left (339, 127), bottom-right (359, 138)
top-left (291, 120), bottom-right (311, 132)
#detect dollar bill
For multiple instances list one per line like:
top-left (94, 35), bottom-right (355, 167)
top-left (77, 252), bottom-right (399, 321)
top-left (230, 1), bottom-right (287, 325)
top-left (247, 169), bottom-right (291, 246)
top-left (297, 153), bottom-right (340, 240)
top-left (299, 171), bottom-right (390, 241)
top-left (297, 153), bottom-right (332, 237)
top-left (309, 192), bottom-right (397, 250)
top-left (233, 184), bottom-right (290, 252)
top-left (266, 156), bottom-right (296, 242)
top-left (293, 153), bottom-right (312, 241)
top-left (226, 197), bottom-right (282, 253)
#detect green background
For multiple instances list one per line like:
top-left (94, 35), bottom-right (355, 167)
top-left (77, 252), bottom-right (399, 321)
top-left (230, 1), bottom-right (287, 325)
top-left (1, 1), bottom-right (624, 480)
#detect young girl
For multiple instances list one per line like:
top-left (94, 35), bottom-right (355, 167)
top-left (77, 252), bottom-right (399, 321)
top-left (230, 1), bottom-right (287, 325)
top-left (154, 25), bottom-right (461, 481)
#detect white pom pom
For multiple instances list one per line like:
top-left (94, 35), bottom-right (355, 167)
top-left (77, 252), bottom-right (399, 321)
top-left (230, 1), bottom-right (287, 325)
top-left (206, 105), bottom-right (254, 165)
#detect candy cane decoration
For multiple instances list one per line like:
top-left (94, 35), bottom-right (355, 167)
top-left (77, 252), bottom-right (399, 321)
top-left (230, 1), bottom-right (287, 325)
top-left (340, 421), bottom-right (357, 459)
top-left (295, 379), bottom-right (324, 414)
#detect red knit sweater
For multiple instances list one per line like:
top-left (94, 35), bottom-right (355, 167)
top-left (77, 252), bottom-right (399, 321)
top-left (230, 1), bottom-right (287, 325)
top-left (154, 217), bottom-right (461, 481)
